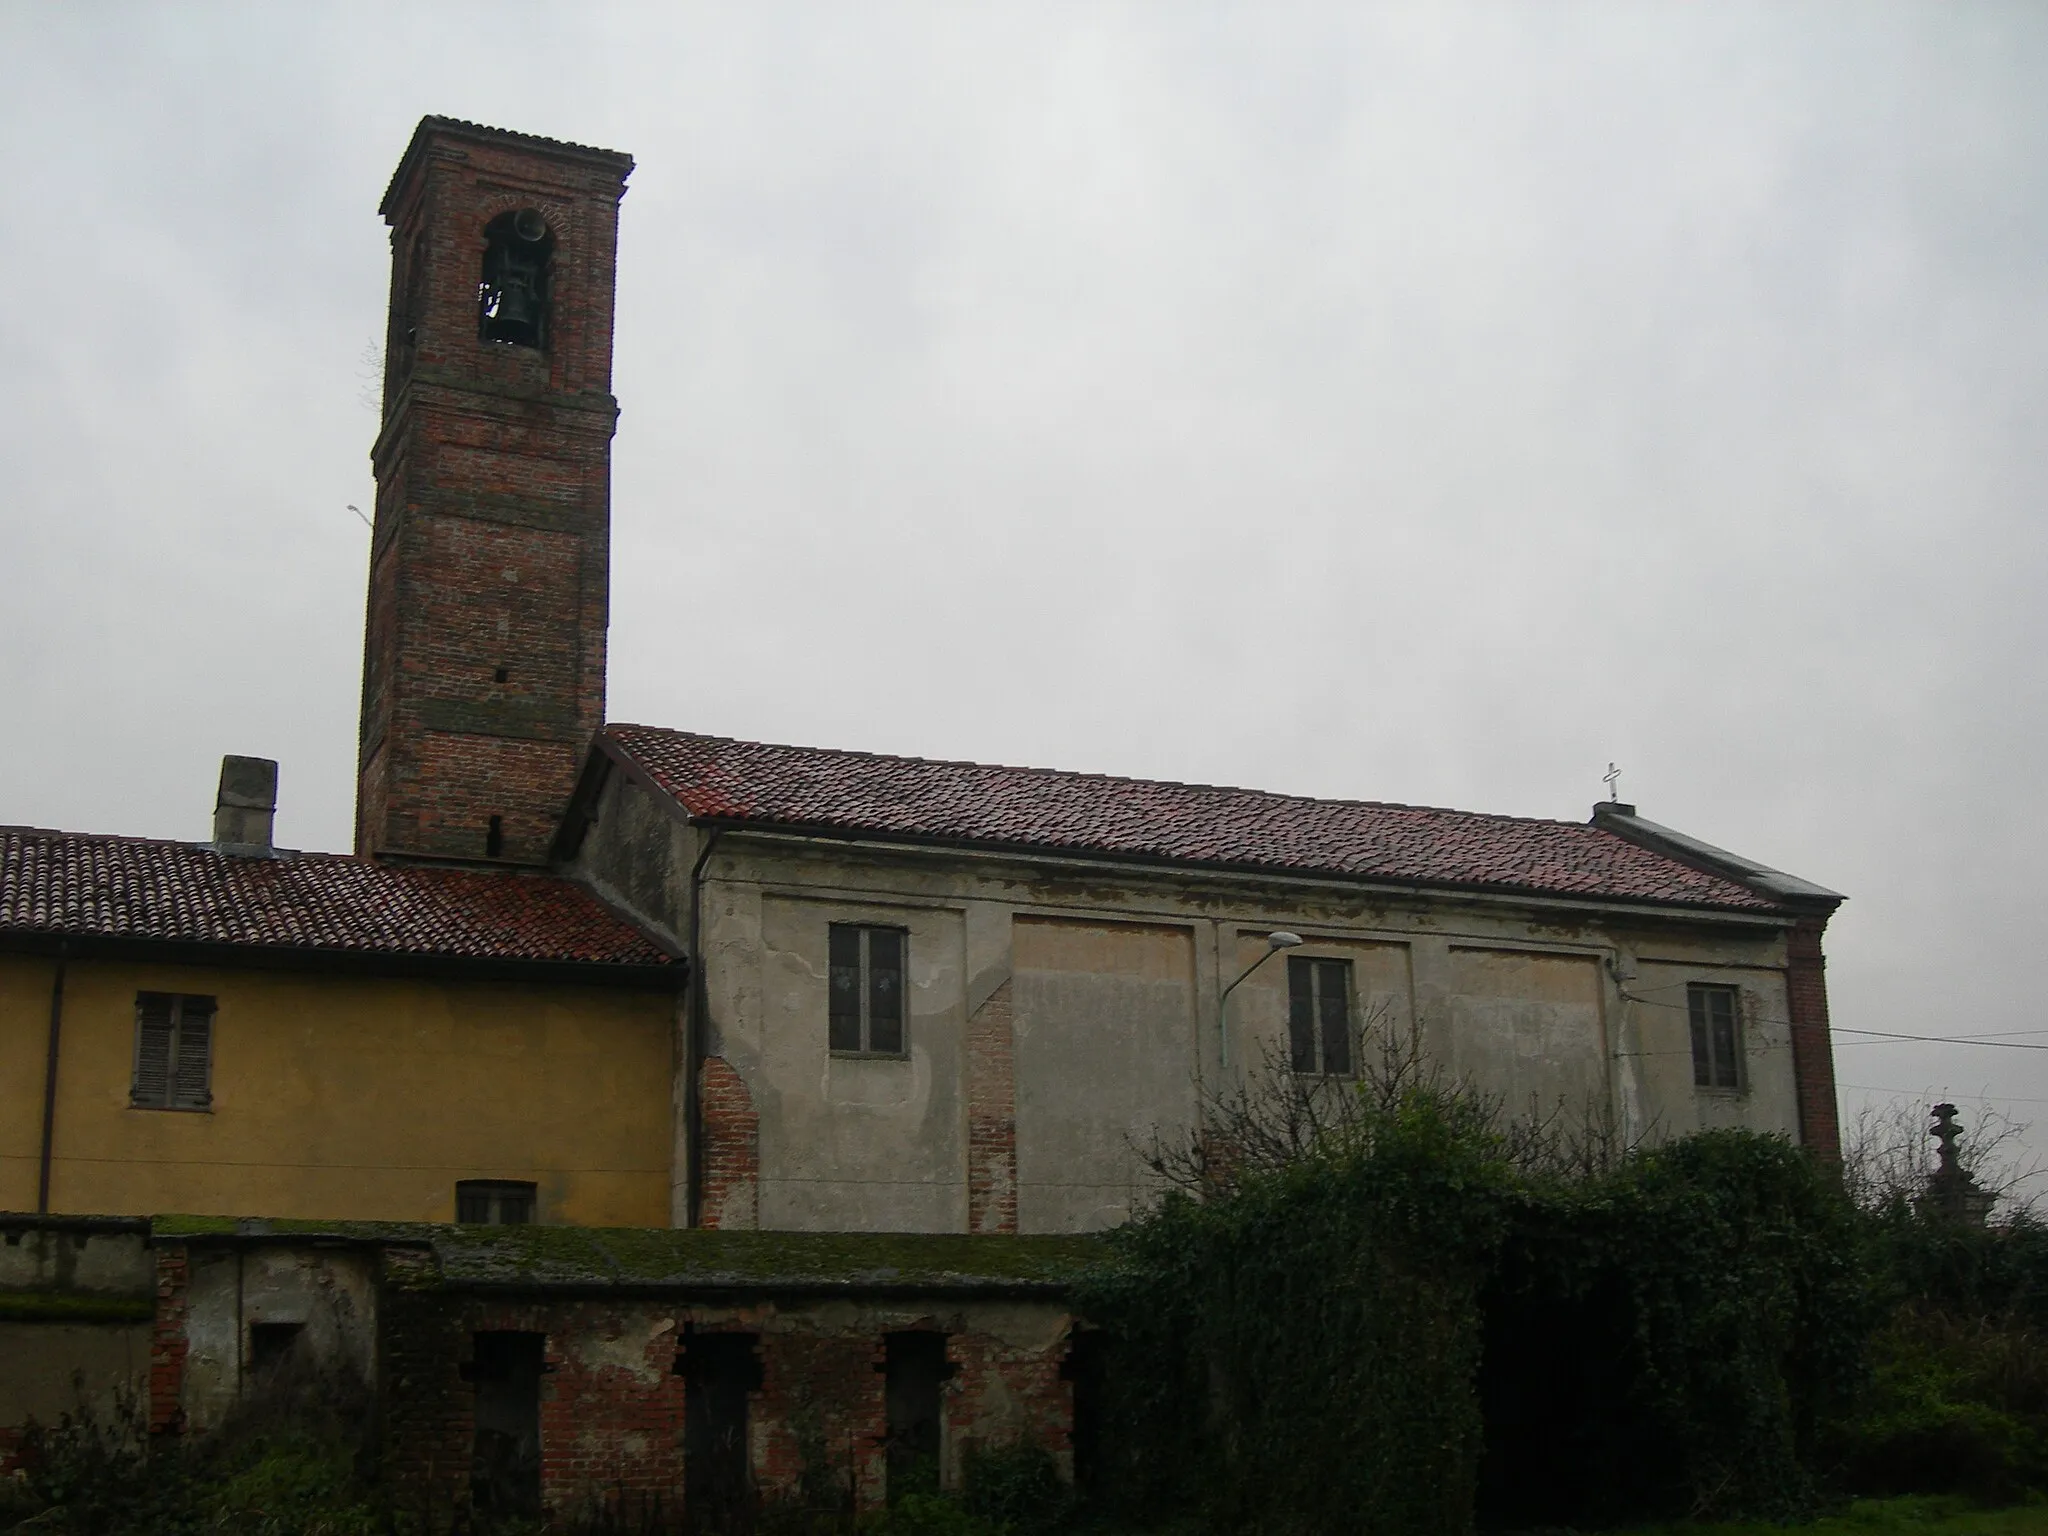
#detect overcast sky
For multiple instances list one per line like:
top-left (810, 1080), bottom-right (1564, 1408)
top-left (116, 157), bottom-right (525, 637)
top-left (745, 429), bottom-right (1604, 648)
top-left (3, 4), bottom-right (2044, 1174)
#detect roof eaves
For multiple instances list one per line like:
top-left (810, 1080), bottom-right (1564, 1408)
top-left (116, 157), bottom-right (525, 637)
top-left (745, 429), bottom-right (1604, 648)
top-left (686, 814), bottom-right (1791, 920)
top-left (1590, 805), bottom-right (1844, 911)
top-left (0, 929), bottom-right (679, 989)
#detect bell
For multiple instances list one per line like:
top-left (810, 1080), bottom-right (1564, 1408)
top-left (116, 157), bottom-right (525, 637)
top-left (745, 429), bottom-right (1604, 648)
top-left (496, 281), bottom-right (535, 327)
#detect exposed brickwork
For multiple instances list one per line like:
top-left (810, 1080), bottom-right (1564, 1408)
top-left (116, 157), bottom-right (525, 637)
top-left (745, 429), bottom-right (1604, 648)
top-left (358, 119), bottom-right (632, 867)
top-left (148, 1244), bottom-right (190, 1438)
top-left (944, 1326), bottom-right (1073, 1487)
top-left (699, 1056), bottom-right (761, 1229)
top-left (966, 982), bottom-right (1019, 1234)
top-left (750, 1322), bottom-right (888, 1511)
top-left (1786, 912), bottom-right (1841, 1161)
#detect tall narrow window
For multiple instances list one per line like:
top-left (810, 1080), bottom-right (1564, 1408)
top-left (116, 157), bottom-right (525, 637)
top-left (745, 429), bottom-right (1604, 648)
top-left (477, 209), bottom-right (552, 348)
top-left (131, 993), bottom-right (215, 1110)
top-left (828, 924), bottom-right (906, 1056)
top-left (1688, 984), bottom-right (1742, 1090)
top-left (1287, 957), bottom-right (1353, 1076)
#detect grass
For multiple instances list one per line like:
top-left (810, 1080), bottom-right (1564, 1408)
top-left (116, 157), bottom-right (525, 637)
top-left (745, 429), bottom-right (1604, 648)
top-left (1572, 1493), bottom-right (2048, 1535)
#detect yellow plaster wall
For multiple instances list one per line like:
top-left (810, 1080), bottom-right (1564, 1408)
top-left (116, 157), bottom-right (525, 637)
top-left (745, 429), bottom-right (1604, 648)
top-left (0, 955), bottom-right (674, 1225)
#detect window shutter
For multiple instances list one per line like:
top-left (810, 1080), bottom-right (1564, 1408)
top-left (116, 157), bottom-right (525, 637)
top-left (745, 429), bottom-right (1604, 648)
top-left (867, 929), bottom-right (904, 1055)
top-left (1708, 991), bottom-right (1739, 1090)
top-left (171, 998), bottom-right (215, 1109)
top-left (1317, 960), bottom-right (1352, 1076)
top-left (828, 925), bottom-right (863, 1053)
top-left (133, 993), bottom-right (175, 1107)
top-left (1687, 988), bottom-right (1712, 1088)
top-left (1286, 957), bottom-right (1316, 1074)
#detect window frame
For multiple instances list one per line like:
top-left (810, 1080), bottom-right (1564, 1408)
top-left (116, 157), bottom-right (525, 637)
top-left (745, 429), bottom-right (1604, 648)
top-left (130, 992), bottom-right (216, 1112)
top-left (828, 922), bottom-right (910, 1059)
top-left (456, 1180), bottom-right (538, 1225)
top-left (1686, 983), bottom-right (1745, 1092)
top-left (1286, 954), bottom-right (1356, 1078)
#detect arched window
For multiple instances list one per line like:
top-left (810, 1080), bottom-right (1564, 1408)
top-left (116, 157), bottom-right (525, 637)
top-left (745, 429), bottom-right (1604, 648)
top-left (477, 209), bottom-right (552, 348)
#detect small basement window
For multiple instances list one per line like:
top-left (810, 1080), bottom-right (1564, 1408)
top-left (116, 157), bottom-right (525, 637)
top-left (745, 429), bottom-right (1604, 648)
top-left (248, 1321), bottom-right (304, 1381)
top-left (829, 924), bottom-right (907, 1056)
top-left (1688, 984), bottom-right (1743, 1090)
top-left (132, 993), bottom-right (215, 1110)
top-left (457, 1180), bottom-right (537, 1225)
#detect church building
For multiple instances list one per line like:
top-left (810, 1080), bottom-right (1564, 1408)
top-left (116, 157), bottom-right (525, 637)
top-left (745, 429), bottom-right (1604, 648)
top-left (0, 116), bottom-right (1846, 1516)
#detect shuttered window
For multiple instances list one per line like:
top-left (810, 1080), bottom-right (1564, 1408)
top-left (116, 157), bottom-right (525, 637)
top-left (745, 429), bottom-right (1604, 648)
top-left (1287, 957), bottom-right (1353, 1076)
top-left (1688, 984), bottom-right (1742, 1090)
top-left (828, 924), bottom-right (907, 1056)
top-left (131, 993), bottom-right (215, 1110)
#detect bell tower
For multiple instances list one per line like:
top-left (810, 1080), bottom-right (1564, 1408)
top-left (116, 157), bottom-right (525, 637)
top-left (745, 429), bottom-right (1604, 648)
top-left (358, 118), bottom-right (633, 865)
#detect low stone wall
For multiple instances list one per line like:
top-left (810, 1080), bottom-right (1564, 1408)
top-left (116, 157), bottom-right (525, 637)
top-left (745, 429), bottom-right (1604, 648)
top-left (6, 1216), bottom-right (1096, 1525)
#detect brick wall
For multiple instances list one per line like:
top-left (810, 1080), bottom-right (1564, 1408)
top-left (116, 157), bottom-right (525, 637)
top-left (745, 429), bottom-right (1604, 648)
top-left (148, 1244), bottom-right (189, 1438)
top-left (1786, 912), bottom-right (1841, 1161)
top-left (699, 1056), bottom-right (760, 1230)
top-left (751, 1323), bottom-right (888, 1510)
top-left (358, 119), bottom-right (631, 866)
top-left (966, 982), bottom-right (1019, 1234)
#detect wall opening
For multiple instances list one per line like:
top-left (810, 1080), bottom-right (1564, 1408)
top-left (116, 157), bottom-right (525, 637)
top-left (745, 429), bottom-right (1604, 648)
top-left (477, 209), bottom-right (553, 348)
top-left (484, 816), bottom-right (505, 859)
top-left (467, 1331), bottom-right (545, 1519)
top-left (1061, 1330), bottom-right (1107, 1498)
top-left (247, 1321), bottom-right (305, 1386)
top-left (883, 1331), bottom-right (953, 1502)
top-left (678, 1330), bottom-right (760, 1534)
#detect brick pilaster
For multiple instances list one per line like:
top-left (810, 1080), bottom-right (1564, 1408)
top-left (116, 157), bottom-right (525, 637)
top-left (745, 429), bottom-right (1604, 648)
top-left (966, 981), bottom-right (1019, 1235)
top-left (699, 1056), bottom-right (760, 1229)
top-left (148, 1244), bottom-right (190, 1438)
top-left (1786, 912), bottom-right (1841, 1161)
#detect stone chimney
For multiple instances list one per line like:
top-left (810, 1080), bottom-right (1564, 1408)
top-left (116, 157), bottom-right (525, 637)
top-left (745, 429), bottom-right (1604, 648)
top-left (213, 756), bottom-right (278, 857)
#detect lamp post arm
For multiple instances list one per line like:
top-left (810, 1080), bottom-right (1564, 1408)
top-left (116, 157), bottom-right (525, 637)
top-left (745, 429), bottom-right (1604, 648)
top-left (1217, 947), bottom-right (1285, 1071)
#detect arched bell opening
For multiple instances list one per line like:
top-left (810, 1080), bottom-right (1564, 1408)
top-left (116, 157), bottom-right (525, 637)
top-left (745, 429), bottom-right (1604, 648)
top-left (477, 208), bottom-right (552, 348)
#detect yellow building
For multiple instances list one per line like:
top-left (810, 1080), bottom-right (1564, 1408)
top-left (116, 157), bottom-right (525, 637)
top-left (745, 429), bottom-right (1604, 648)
top-left (1, 762), bottom-right (680, 1226)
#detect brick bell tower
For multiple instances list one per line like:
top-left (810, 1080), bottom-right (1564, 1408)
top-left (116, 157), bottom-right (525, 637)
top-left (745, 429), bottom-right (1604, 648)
top-left (359, 119), bottom-right (633, 865)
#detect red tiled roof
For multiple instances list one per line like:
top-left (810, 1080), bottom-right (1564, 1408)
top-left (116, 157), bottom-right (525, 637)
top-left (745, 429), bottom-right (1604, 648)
top-left (606, 727), bottom-right (1778, 913)
top-left (0, 828), bottom-right (674, 968)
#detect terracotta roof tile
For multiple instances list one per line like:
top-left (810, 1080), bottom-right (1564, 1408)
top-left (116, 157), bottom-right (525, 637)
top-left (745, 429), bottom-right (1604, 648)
top-left (0, 828), bottom-right (673, 968)
top-left (606, 727), bottom-right (1776, 913)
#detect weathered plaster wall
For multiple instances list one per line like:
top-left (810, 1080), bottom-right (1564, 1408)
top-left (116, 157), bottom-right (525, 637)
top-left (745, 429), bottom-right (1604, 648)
top-left (741, 894), bottom-right (969, 1232)
top-left (1012, 918), bottom-right (1197, 1232)
top-left (0, 1225), bottom-right (154, 1462)
top-left (177, 1244), bottom-right (378, 1433)
top-left (569, 777), bottom-right (1809, 1235)
top-left (0, 955), bottom-right (672, 1225)
top-left (0, 958), bottom-right (54, 1213)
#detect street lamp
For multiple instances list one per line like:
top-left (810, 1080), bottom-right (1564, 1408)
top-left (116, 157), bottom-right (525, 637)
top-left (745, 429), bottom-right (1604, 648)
top-left (1218, 931), bottom-right (1303, 1069)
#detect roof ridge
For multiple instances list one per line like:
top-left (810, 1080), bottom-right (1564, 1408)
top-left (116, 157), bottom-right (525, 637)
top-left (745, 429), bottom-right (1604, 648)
top-left (603, 724), bottom-right (1602, 835)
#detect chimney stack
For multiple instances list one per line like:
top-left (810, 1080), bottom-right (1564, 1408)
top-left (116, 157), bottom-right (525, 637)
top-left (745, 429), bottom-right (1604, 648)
top-left (213, 756), bottom-right (278, 856)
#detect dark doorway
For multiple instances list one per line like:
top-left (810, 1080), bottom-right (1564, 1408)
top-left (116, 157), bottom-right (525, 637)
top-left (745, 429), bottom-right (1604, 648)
top-left (1060, 1331), bottom-right (1107, 1499)
top-left (467, 1331), bottom-right (545, 1519)
top-left (883, 1332), bottom-right (953, 1503)
top-left (679, 1330), bottom-right (761, 1534)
